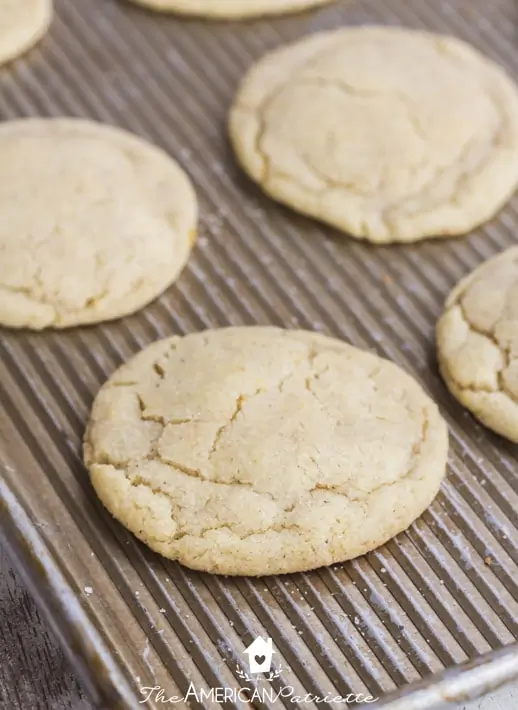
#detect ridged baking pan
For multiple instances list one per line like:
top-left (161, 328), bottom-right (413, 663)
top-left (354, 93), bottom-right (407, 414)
top-left (1, 0), bottom-right (517, 708)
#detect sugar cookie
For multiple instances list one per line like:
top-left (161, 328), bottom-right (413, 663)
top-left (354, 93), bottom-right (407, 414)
top-left (85, 327), bottom-right (448, 575)
top-left (127, 0), bottom-right (333, 20)
top-left (437, 248), bottom-right (518, 441)
top-left (0, 0), bottom-right (52, 65)
top-left (230, 27), bottom-right (518, 243)
top-left (0, 119), bottom-right (197, 329)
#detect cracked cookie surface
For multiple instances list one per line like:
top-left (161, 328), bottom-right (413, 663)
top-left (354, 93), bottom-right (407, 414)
top-left (437, 248), bottom-right (518, 442)
top-left (230, 27), bottom-right (518, 243)
top-left (84, 327), bottom-right (448, 576)
top-left (0, 0), bottom-right (51, 65)
top-left (0, 119), bottom-right (197, 329)
top-left (127, 0), bottom-right (334, 20)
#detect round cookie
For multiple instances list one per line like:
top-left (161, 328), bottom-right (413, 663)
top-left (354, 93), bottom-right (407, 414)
top-left (230, 27), bottom-right (518, 244)
top-left (0, 0), bottom-right (52, 65)
top-left (437, 248), bottom-right (518, 442)
top-left (84, 327), bottom-right (448, 576)
top-left (0, 119), bottom-right (197, 329)
top-left (127, 0), bottom-right (334, 20)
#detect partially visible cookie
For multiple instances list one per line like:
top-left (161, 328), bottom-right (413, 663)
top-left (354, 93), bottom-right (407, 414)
top-left (437, 248), bottom-right (518, 442)
top-left (0, 119), bottom-right (197, 329)
top-left (85, 327), bottom-right (448, 576)
top-left (127, 0), bottom-right (334, 20)
top-left (0, 0), bottom-right (52, 65)
top-left (230, 27), bottom-right (518, 243)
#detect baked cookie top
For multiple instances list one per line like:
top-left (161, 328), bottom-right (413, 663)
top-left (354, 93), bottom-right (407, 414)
top-left (0, 0), bottom-right (52, 65)
top-left (0, 119), bottom-right (197, 329)
top-left (85, 327), bottom-right (448, 576)
top-left (127, 0), bottom-right (334, 19)
top-left (230, 27), bottom-right (518, 243)
top-left (437, 247), bottom-right (518, 442)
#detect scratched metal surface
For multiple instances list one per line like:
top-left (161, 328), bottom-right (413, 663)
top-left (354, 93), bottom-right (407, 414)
top-left (0, 0), bottom-right (517, 708)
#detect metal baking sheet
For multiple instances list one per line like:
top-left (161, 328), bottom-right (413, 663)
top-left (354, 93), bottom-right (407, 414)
top-left (1, 0), bottom-right (517, 708)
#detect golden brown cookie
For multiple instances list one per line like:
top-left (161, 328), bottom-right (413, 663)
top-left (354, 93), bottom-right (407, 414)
top-left (85, 327), bottom-right (448, 575)
top-left (127, 0), bottom-right (334, 20)
top-left (437, 247), bottom-right (518, 441)
top-left (0, 119), bottom-right (197, 329)
top-left (230, 27), bottom-right (518, 243)
top-left (0, 0), bottom-right (52, 65)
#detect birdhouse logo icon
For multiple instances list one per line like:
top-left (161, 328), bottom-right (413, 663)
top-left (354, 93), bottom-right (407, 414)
top-left (243, 637), bottom-right (275, 674)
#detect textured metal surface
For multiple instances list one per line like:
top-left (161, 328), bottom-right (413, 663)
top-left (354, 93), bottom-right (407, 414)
top-left (0, 0), bottom-right (517, 708)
